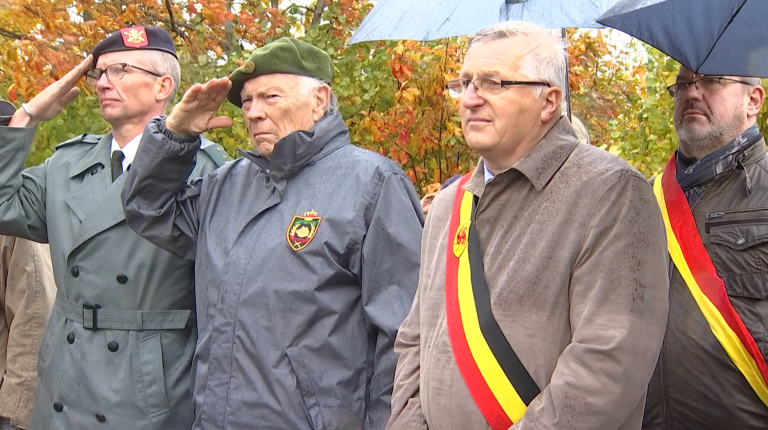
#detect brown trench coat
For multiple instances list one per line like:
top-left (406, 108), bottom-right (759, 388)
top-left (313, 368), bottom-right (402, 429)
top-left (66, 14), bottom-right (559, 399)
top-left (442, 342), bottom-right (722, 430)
top-left (388, 117), bottom-right (670, 430)
top-left (0, 235), bottom-right (55, 429)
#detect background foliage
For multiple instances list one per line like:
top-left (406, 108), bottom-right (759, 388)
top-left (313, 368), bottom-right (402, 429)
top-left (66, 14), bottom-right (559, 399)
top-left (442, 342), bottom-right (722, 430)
top-left (1, 0), bottom-right (766, 193)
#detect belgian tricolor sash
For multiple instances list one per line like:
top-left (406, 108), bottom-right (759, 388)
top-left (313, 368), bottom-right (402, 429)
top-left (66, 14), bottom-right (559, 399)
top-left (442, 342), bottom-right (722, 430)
top-left (654, 156), bottom-right (768, 407)
top-left (445, 173), bottom-right (540, 429)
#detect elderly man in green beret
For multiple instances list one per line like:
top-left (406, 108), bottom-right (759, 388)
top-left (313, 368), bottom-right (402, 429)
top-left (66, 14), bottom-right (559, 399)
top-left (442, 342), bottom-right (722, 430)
top-left (122, 37), bottom-right (424, 429)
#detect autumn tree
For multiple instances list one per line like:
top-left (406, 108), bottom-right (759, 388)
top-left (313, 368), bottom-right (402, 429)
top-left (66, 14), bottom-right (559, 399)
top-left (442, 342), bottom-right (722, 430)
top-left (2, 0), bottom-right (764, 191)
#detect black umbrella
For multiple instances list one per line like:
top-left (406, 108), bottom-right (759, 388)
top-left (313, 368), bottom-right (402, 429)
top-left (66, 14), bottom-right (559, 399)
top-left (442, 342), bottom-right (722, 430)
top-left (597, 0), bottom-right (768, 77)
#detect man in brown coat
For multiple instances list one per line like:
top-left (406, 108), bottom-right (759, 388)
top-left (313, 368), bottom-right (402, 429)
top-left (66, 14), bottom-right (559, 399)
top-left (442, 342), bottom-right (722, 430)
top-left (387, 21), bottom-right (670, 430)
top-left (0, 235), bottom-right (55, 429)
top-left (643, 68), bottom-right (768, 429)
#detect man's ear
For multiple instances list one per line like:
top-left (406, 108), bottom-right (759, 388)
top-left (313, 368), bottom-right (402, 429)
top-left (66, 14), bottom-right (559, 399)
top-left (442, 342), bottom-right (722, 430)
top-left (156, 76), bottom-right (175, 105)
top-left (540, 86), bottom-right (563, 123)
top-left (313, 85), bottom-right (331, 121)
top-left (747, 83), bottom-right (765, 118)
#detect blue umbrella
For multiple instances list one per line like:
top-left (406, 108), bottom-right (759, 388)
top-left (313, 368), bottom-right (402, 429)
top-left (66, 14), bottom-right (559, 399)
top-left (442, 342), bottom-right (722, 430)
top-left (349, 0), bottom-right (622, 121)
top-left (350, 0), bottom-right (620, 44)
top-left (598, 0), bottom-right (768, 77)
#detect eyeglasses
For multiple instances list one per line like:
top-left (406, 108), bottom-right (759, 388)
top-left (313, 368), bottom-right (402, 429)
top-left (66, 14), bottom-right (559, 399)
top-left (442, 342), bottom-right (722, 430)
top-left (445, 78), bottom-right (551, 98)
top-left (86, 63), bottom-right (163, 86)
top-left (666, 76), bottom-right (753, 97)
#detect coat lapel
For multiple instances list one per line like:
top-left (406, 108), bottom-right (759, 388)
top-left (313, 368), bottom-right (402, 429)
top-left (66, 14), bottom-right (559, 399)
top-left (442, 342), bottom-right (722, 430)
top-left (65, 134), bottom-right (128, 253)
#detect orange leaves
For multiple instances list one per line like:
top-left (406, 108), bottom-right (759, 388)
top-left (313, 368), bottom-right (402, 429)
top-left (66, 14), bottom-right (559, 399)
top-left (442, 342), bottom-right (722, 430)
top-left (6, 84), bottom-right (17, 102)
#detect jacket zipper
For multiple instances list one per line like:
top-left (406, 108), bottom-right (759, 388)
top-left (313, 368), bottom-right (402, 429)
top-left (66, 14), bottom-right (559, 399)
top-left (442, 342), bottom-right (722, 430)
top-left (707, 207), bottom-right (768, 219)
top-left (705, 217), bottom-right (768, 233)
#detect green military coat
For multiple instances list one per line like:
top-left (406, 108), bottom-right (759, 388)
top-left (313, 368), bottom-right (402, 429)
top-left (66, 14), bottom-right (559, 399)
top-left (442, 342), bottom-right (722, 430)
top-left (0, 122), bottom-right (227, 430)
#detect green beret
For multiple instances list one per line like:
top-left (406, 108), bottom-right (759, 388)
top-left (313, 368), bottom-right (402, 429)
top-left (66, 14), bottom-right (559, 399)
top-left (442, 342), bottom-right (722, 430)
top-left (227, 37), bottom-right (335, 107)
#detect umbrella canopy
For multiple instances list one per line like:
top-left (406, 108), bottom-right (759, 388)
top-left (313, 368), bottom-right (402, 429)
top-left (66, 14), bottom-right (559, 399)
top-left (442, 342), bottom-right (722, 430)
top-left (349, 0), bottom-right (620, 44)
top-left (598, 0), bottom-right (768, 78)
top-left (0, 101), bottom-right (14, 117)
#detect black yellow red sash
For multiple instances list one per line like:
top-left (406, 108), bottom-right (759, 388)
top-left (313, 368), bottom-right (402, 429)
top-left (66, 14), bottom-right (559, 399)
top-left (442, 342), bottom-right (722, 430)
top-left (654, 155), bottom-right (768, 406)
top-left (445, 173), bottom-right (540, 429)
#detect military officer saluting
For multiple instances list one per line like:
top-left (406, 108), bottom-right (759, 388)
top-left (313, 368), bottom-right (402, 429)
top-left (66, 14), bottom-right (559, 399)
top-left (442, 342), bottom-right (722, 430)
top-left (0, 27), bottom-right (228, 429)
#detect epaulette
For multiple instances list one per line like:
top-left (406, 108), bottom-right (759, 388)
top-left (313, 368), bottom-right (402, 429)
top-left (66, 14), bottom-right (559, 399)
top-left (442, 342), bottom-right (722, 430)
top-left (55, 134), bottom-right (103, 151)
top-left (200, 136), bottom-right (232, 167)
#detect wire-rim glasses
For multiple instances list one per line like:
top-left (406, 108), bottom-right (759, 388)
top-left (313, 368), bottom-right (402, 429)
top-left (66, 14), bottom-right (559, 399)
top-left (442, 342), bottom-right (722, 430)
top-left (86, 63), bottom-right (163, 86)
top-left (445, 78), bottom-right (551, 98)
top-left (666, 76), bottom-right (753, 97)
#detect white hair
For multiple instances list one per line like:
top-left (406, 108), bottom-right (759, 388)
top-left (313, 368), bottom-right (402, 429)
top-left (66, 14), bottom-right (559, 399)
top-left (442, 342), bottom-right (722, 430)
top-left (297, 76), bottom-right (338, 114)
top-left (140, 49), bottom-right (181, 109)
top-left (468, 21), bottom-right (567, 101)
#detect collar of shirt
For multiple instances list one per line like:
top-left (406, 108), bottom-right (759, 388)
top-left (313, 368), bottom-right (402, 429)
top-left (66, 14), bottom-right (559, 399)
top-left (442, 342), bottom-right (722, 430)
top-left (110, 133), bottom-right (142, 171)
top-left (483, 163), bottom-right (495, 184)
top-left (466, 117), bottom-right (579, 198)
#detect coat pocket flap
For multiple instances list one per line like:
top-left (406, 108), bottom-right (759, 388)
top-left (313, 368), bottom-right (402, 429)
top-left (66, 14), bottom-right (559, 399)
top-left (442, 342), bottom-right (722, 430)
top-left (709, 223), bottom-right (768, 251)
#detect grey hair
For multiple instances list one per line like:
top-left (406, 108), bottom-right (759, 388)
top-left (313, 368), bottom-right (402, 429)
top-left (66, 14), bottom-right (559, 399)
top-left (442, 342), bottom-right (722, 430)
top-left (468, 21), bottom-right (567, 101)
top-left (140, 49), bottom-right (181, 109)
top-left (297, 76), bottom-right (338, 114)
top-left (741, 76), bottom-right (763, 88)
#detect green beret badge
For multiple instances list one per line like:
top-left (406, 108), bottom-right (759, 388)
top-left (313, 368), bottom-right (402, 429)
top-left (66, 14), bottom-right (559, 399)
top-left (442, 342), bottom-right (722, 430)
top-left (241, 61), bottom-right (256, 74)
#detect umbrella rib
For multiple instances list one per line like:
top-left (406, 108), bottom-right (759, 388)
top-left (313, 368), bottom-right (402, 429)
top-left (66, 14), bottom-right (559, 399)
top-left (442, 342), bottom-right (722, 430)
top-left (697, 0), bottom-right (748, 75)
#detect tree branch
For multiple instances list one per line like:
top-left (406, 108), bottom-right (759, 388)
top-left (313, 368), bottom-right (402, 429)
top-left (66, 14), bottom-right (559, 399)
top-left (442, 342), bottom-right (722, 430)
top-left (0, 27), bottom-right (23, 39)
top-left (311, 0), bottom-right (326, 27)
top-left (143, 10), bottom-right (196, 31)
top-left (164, 0), bottom-right (182, 39)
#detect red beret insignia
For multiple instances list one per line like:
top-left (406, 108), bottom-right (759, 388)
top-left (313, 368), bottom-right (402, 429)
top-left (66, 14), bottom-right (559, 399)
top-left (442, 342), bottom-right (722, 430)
top-left (121, 27), bottom-right (148, 48)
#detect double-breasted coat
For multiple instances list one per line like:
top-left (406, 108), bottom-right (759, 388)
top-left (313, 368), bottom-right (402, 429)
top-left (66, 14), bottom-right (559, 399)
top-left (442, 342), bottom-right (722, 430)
top-left (0, 121), bottom-right (225, 430)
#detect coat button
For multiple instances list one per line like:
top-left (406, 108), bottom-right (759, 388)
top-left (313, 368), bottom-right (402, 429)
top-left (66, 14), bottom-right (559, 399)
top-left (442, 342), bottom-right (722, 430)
top-left (116, 274), bottom-right (128, 284)
top-left (95, 413), bottom-right (106, 423)
top-left (736, 237), bottom-right (746, 245)
top-left (67, 333), bottom-right (75, 344)
top-left (90, 167), bottom-right (98, 175)
top-left (53, 402), bottom-right (63, 412)
top-left (70, 266), bottom-right (80, 277)
top-left (107, 341), bottom-right (119, 352)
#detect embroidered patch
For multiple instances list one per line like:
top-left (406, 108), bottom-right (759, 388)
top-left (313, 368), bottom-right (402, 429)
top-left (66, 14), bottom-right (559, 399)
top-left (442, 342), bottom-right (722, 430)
top-left (287, 210), bottom-right (322, 251)
top-left (121, 27), bottom-right (148, 48)
top-left (241, 61), bottom-right (256, 74)
top-left (453, 223), bottom-right (469, 257)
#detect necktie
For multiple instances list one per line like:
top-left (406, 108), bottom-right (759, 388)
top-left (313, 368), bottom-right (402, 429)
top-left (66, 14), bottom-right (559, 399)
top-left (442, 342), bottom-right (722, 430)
top-left (111, 150), bottom-right (125, 182)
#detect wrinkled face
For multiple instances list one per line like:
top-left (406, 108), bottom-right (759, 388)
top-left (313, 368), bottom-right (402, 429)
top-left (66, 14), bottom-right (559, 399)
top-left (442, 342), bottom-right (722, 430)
top-left (673, 67), bottom-right (752, 156)
top-left (458, 38), bottom-right (546, 162)
top-left (240, 74), bottom-right (325, 158)
top-left (94, 50), bottom-right (164, 127)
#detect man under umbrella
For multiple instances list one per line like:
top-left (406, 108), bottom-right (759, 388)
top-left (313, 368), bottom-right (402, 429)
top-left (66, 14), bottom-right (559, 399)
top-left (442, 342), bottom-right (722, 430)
top-left (122, 37), bottom-right (423, 429)
top-left (387, 21), bottom-right (670, 430)
top-left (643, 68), bottom-right (768, 429)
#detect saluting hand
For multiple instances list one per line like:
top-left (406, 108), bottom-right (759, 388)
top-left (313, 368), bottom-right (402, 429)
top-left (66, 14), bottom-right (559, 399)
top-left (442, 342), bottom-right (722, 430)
top-left (165, 77), bottom-right (234, 136)
top-left (9, 55), bottom-right (93, 127)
